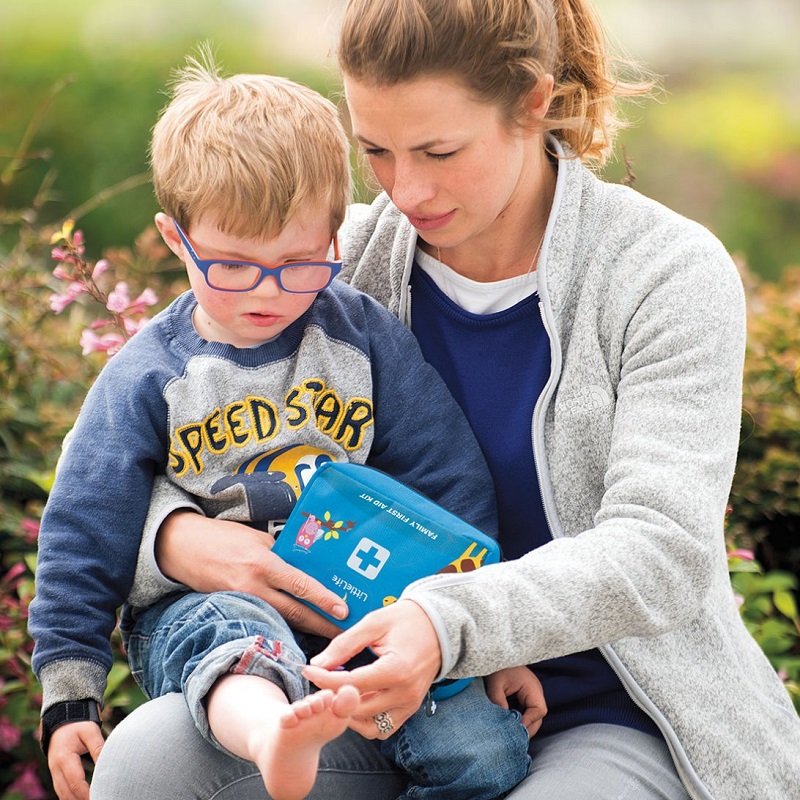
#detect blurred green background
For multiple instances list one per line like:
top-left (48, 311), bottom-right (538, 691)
top-left (1, 0), bottom-right (799, 279)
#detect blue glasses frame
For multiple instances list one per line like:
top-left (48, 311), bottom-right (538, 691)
top-left (173, 219), bottom-right (342, 294)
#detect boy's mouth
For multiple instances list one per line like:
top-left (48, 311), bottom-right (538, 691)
top-left (245, 311), bottom-right (280, 326)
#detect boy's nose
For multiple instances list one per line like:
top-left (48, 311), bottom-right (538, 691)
top-left (252, 274), bottom-right (283, 297)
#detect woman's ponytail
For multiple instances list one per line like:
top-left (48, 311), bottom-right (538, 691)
top-left (547, 0), bottom-right (653, 163)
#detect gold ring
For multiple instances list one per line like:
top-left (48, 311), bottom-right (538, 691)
top-left (373, 711), bottom-right (395, 735)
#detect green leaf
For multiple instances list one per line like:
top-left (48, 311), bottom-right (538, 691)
top-left (25, 468), bottom-right (55, 493)
top-left (758, 635), bottom-right (794, 656)
top-left (773, 590), bottom-right (798, 620)
top-left (728, 558), bottom-right (762, 574)
top-left (104, 661), bottom-right (132, 699)
top-left (758, 571), bottom-right (798, 593)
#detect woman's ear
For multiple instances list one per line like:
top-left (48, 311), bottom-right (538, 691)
top-left (526, 74), bottom-right (555, 122)
top-left (154, 212), bottom-right (184, 260)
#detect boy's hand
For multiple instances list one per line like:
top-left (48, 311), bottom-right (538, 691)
top-left (485, 665), bottom-right (547, 738)
top-left (47, 721), bottom-right (104, 800)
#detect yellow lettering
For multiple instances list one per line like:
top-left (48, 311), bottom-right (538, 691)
top-left (247, 396), bottom-right (280, 442)
top-left (334, 398), bottom-right (374, 450)
top-left (175, 424), bottom-right (204, 474)
top-left (314, 390), bottom-right (343, 436)
top-left (168, 442), bottom-right (187, 477)
top-left (203, 408), bottom-right (228, 455)
top-left (225, 401), bottom-right (251, 446)
top-left (285, 387), bottom-right (310, 429)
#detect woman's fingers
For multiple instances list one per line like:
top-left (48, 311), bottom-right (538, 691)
top-left (310, 599), bottom-right (441, 674)
top-left (304, 599), bottom-right (443, 735)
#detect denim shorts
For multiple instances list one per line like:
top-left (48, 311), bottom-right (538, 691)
top-left (123, 591), bottom-right (310, 748)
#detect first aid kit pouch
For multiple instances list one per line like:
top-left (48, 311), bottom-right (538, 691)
top-left (272, 461), bottom-right (500, 699)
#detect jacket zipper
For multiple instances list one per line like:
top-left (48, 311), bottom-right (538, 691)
top-left (532, 300), bottom-right (709, 800)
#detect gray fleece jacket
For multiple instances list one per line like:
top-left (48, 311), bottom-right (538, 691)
top-left (336, 151), bottom-right (800, 799)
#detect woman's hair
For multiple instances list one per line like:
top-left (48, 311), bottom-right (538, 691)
top-left (151, 47), bottom-right (351, 238)
top-left (338, 0), bottom-right (652, 164)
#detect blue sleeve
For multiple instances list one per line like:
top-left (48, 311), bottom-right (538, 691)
top-left (359, 296), bottom-right (499, 538)
top-left (29, 341), bottom-right (172, 685)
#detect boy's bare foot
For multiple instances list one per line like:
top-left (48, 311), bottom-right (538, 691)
top-left (255, 686), bottom-right (360, 800)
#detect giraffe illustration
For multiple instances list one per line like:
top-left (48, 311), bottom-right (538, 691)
top-left (380, 541), bottom-right (490, 607)
top-left (436, 542), bottom-right (490, 574)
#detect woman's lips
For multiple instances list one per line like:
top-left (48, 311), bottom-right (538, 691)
top-left (406, 209), bottom-right (455, 232)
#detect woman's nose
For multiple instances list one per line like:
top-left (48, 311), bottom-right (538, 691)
top-left (390, 159), bottom-right (436, 213)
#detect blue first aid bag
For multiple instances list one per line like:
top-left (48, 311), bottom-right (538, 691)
top-left (272, 461), bottom-right (500, 699)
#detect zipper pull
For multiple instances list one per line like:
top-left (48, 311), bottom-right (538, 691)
top-left (424, 690), bottom-right (437, 717)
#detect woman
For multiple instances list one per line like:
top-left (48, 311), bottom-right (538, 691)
top-left (92, 1), bottom-right (800, 798)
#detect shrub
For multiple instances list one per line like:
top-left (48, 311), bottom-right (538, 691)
top-left (1, 93), bottom-right (173, 797)
top-left (728, 263), bottom-right (800, 575)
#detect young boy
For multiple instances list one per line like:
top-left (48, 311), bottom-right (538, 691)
top-left (29, 56), bottom-right (538, 800)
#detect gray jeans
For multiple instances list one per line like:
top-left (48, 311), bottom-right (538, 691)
top-left (91, 693), bottom-right (690, 799)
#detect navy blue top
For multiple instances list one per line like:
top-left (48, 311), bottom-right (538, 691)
top-left (410, 264), bottom-right (660, 737)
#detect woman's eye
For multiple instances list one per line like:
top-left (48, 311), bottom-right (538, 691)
top-left (362, 147), bottom-right (386, 158)
top-left (427, 151), bottom-right (456, 161)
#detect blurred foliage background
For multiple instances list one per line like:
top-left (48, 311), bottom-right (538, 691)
top-left (1, 0), bottom-right (798, 277)
top-left (1, 0), bottom-right (798, 796)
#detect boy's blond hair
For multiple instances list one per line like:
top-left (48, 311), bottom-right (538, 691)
top-left (151, 51), bottom-right (351, 239)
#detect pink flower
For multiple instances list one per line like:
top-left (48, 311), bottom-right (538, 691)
top-left (80, 329), bottom-right (126, 356)
top-left (20, 517), bottom-right (40, 543)
top-left (123, 316), bottom-right (151, 336)
top-left (51, 246), bottom-right (73, 262)
top-left (1, 562), bottom-right (26, 586)
top-left (0, 717), bottom-right (21, 751)
top-left (72, 229), bottom-right (85, 252)
top-left (728, 548), bottom-right (755, 561)
top-left (92, 258), bottom-right (109, 280)
top-left (7, 763), bottom-right (47, 800)
top-left (50, 282), bottom-right (86, 313)
top-left (129, 287), bottom-right (159, 312)
top-left (106, 281), bottom-right (131, 313)
top-left (52, 265), bottom-right (74, 282)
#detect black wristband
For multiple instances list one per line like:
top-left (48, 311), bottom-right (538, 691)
top-left (40, 699), bottom-right (101, 756)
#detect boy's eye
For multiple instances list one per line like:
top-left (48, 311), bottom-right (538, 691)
top-left (215, 262), bottom-right (250, 272)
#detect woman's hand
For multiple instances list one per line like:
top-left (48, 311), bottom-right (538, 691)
top-left (302, 599), bottom-right (442, 739)
top-left (485, 666), bottom-right (547, 738)
top-left (156, 510), bottom-right (349, 638)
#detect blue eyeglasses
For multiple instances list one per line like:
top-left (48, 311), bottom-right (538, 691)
top-left (173, 220), bottom-right (342, 294)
